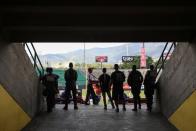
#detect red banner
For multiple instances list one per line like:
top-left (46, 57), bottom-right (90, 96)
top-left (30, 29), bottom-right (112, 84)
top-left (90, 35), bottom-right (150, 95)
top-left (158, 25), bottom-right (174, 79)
top-left (140, 47), bottom-right (146, 68)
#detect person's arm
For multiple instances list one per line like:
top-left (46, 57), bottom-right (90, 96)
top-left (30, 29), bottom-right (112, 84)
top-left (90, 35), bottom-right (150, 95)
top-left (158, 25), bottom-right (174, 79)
top-left (98, 75), bottom-right (102, 85)
top-left (55, 74), bottom-right (59, 79)
top-left (55, 75), bottom-right (59, 94)
top-left (40, 75), bottom-right (44, 86)
top-left (88, 74), bottom-right (94, 84)
top-left (122, 72), bottom-right (126, 82)
top-left (108, 75), bottom-right (111, 83)
top-left (75, 70), bottom-right (78, 81)
top-left (127, 72), bottom-right (131, 86)
top-left (89, 73), bottom-right (99, 84)
top-left (140, 72), bottom-right (143, 84)
top-left (110, 73), bottom-right (114, 87)
top-left (107, 75), bottom-right (112, 89)
top-left (64, 70), bottom-right (67, 81)
top-left (144, 71), bottom-right (149, 85)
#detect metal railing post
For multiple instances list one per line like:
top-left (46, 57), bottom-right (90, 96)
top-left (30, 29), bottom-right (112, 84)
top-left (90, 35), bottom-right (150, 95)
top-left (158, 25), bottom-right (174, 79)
top-left (155, 42), bottom-right (176, 79)
top-left (24, 43), bottom-right (45, 77)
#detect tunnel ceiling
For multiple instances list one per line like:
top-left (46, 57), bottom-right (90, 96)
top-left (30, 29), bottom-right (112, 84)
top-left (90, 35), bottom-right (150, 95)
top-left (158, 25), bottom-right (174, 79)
top-left (0, 0), bottom-right (196, 42)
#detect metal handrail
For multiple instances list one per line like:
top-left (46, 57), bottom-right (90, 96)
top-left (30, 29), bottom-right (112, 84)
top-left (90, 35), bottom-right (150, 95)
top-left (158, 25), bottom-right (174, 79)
top-left (24, 42), bottom-right (44, 77)
top-left (155, 42), bottom-right (168, 70)
top-left (155, 42), bottom-right (176, 79)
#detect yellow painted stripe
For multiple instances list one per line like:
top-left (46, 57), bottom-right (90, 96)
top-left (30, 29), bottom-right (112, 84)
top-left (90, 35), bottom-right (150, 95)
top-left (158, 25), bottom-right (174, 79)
top-left (0, 84), bottom-right (31, 131)
top-left (169, 91), bottom-right (196, 131)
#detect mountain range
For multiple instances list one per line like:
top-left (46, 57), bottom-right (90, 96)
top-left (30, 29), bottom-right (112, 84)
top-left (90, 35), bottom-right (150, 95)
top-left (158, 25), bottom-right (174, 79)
top-left (38, 43), bottom-right (166, 68)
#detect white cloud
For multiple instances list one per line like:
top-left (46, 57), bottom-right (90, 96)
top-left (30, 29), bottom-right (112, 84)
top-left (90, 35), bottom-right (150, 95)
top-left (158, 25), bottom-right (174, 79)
top-left (33, 42), bottom-right (127, 55)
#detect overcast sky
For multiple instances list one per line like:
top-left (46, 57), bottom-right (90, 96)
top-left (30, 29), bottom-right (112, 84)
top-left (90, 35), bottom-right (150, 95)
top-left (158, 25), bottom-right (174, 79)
top-left (33, 42), bottom-right (129, 55)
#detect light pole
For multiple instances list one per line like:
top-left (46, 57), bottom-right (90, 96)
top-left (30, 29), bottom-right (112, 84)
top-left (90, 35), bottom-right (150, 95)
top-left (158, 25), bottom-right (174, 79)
top-left (126, 43), bottom-right (129, 56)
top-left (84, 42), bottom-right (85, 69)
top-left (84, 43), bottom-right (88, 89)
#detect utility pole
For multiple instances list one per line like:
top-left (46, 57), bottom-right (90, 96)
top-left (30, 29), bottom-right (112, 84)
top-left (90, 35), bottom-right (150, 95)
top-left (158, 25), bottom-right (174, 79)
top-left (84, 43), bottom-right (88, 89)
top-left (126, 43), bottom-right (129, 56)
top-left (84, 43), bottom-right (85, 69)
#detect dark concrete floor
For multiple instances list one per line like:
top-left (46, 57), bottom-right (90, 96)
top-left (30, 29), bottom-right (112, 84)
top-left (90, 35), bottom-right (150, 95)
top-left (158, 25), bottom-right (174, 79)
top-left (23, 104), bottom-right (177, 131)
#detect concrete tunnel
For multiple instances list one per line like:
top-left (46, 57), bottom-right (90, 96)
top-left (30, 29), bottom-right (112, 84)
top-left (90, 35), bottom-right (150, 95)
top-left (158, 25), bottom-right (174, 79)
top-left (0, 1), bottom-right (196, 131)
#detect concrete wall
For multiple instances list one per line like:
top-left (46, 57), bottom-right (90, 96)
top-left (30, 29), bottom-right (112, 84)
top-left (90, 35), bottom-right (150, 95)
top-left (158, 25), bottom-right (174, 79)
top-left (0, 42), bottom-right (42, 129)
top-left (158, 43), bottom-right (196, 117)
top-left (158, 43), bottom-right (196, 130)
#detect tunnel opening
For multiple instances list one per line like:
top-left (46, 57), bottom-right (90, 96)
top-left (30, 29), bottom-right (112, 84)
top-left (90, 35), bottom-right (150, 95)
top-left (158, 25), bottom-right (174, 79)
top-left (1, 43), bottom-right (194, 130)
top-left (18, 42), bottom-right (180, 131)
top-left (23, 42), bottom-right (174, 107)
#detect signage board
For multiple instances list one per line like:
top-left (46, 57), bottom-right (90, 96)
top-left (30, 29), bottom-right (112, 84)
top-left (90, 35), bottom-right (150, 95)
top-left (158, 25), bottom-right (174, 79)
top-left (95, 56), bottom-right (108, 62)
top-left (122, 56), bottom-right (134, 62)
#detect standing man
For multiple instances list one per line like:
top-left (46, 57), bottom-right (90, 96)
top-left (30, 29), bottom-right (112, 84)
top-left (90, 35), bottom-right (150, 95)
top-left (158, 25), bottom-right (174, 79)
top-left (85, 68), bottom-right (98, 105)
top-left (144, 65), bottom-right (156, 112)
top-left (127, 65), bottom-right (143, 111)
top-left (111, 64), bottom-right (126, 112)
top-left (99, 68), bottom-right (115, 110)
top-left (64, 62), bottom-right (78, 110)
top-left (41, 67), bottom-right (59, 113)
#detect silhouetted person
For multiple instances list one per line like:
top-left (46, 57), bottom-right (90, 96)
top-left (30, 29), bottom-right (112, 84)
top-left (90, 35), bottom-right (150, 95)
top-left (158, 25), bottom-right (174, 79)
top-left (127, 65), bottom-right (143, 111)
top-left (64, 63), bottom-right (78, 110)
top-left (144, 65), bottom-right (156, 112)
top-left (99, 68), bottom-right (115, 110)
top-left (42, 67), bottom-right (59, 113)
top-left (85, 68), bottom-right (98, 105)
top-left (111, 64), bottom-right (126, 112)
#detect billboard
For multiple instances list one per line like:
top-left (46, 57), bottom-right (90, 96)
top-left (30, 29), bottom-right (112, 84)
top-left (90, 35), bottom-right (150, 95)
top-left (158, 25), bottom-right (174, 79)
top-left (95, 56), bottom-right (108, 62)
top-left (122, 56), bottom-right (134, 62)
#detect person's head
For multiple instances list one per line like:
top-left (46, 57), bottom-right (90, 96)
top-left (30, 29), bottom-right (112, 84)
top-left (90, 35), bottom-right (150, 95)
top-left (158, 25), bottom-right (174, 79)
top-left (69, 62), bottom-right (73, 68)
top-left (88, 68), bottom-right (93, 73)
top-left (150, 65), bottom-right (154, 71)
top-left (114, 64), bottom-right (119, 71)
top-left (46, 67), bottom-right (53, 74)
top-left (132, 65), bottom-right (137, 71)
top-left (102, 68), bottom-right (107, 73)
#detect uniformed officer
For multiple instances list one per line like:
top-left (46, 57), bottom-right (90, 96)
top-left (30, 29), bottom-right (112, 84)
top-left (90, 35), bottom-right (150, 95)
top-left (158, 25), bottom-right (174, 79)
top-left (127, 65), bottom-right (143, 111)
top-left (85, 68), bottom-right (99, 105)
top-left (144, 65), bottom-right (156, 112)
top-left (111, 64), bottom-right (126, 112)
top-left (42, 67), bottom-right (59, 113)
top-left (99, 68), bottom-right (115, 110)
top-left (64, 62), bottom-right (78, 110)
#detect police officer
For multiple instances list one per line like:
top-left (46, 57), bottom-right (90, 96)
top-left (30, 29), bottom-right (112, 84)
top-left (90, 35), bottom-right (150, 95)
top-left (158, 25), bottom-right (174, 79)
top-left (85, 68), bottom-right (99, 105)
top-left (144, 65), bottom-right (156, 112)
top-left (99, 68), bottom-right (115, 110)
top-left (127, 65), bottom-right (143, 111)
top-left (42, 67), bottom-right (59, 113)
top-left (111, 64), bottom-right (126, 112)
top-left (64, 62), bottom-right (78, 110)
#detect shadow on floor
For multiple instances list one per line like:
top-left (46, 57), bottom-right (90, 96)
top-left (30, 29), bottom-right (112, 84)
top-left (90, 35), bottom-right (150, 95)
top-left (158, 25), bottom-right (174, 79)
top-left (23, 104), bottom-right (177, 131)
